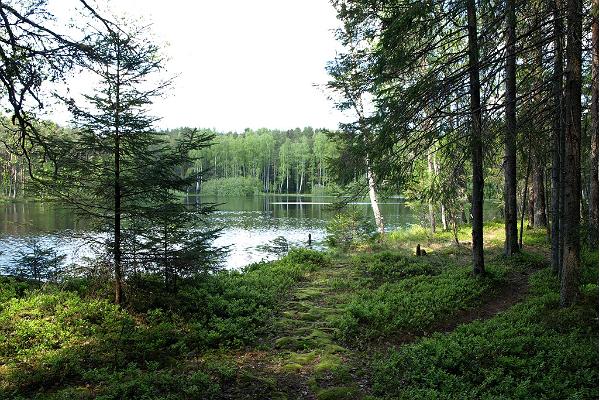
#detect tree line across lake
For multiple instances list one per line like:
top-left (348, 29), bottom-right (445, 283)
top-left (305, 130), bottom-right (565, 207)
top-left (1, 125), bottom-right (343, 198)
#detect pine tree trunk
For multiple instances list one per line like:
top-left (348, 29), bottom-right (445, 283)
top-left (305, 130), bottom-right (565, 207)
top-left (504, 0), bottom-right (519, 255)
top-left (551, 0), bottom-right (565, 273)
top-left (560, 0), bottom-right (582, 307)
top-left (114, 44), bottom-right (123, 305)
top-left (589, 0), bottom-right (599, 249)
top-left (467, 0), bottom-right (485, 275)
top-left (533, 14), bottom-right (548, 230)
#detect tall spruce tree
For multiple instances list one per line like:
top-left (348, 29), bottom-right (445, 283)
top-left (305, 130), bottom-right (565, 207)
top-left (589, 0), bottom-right (599, 250)
top-left (50, 23), bottom-right (220, 303)
top-left (504, 0), bottom-right (519, 256)
top-left (467, 0), bottom-right (485, 275)
top-left (560, 0), bottom-right (583, 307)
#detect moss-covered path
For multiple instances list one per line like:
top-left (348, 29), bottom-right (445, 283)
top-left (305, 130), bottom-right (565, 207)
top-left (222, 226), bottom-right (546, 399)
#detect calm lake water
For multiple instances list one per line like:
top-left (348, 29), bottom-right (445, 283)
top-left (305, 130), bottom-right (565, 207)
top-left (0, 195), bottom-right (501, 272)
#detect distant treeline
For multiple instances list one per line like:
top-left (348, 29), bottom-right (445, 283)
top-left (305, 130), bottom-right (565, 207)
top-left (1, 124), bottom-right (343, 199)
top-left (0, 119), bottom-right (67, 200)
top-left (166, 127), bottom-right (341, 195)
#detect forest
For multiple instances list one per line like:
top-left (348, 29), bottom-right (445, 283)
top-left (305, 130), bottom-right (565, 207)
top-left (170, 127), bottom-right (341, 196)
top-left (1, 125), bottom-right (342, 198)
top-left (0, 0), bottom-right (598, 399)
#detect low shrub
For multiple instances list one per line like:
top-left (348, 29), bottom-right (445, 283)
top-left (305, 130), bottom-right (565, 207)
top-left (371, 267), bottom-right (598, 399)
top-left (333, 265), bottom-right (505, 341)
top-left (0, 276), bottom-right (32, 303)
top-left (0, 249), bottom-right (330, 397)
top-left (351, 251), bottom-right (437, 284)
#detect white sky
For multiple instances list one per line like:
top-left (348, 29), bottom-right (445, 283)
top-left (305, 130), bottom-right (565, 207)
top-left (48, 0), bottom-right (344, 133)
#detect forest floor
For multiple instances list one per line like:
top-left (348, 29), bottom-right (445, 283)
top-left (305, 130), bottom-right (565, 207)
top-left (0, 223), bottom-right (597, 399)
top-left (219, 224), bottom-right (551, 400)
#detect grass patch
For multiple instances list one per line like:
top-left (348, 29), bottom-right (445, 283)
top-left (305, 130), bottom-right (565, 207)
top-left (1, 223), bottom-right (595, 399)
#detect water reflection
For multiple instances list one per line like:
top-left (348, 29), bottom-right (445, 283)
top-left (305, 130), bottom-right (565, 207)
top-left (0, 196), bottom-right (500, 272)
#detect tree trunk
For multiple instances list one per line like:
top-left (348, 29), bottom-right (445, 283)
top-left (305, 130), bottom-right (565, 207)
top-left (533, 162), bottom-right (548, 227)
top-left (427, 151), bottom-right (436, 233)
top-left (551, 0), bottom-right (565, 273)
top-left (532, 12), bottom-right (548, 231)
top-left (452, 214), bottom-right (459, 244)
top-left (367, 157), bottom-right (385, 235)
top-left (560, 0), bottom-right (582, 307)
top-left (504, 0), bottom-right (519, 256)
top-left (114, 44), bottom-right (123, 305)
top-left (589, 0), bottom-right (599, 249)
top-left (441, 204), bottom-right (448, 230)
top-left (467, 0), bottom-right (485, 275)
top-left (433, 156), bottom-right (448, 230)
top-left (528, 182), bottom-right (535, 228)
top-left (520, 151), bottom-right (532, 249)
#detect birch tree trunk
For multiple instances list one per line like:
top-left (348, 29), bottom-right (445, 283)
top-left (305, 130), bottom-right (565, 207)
top-left (427, 151), bottom-right (436, 233)
top-left (366, 156), bottom-right (384, 235)
top-left (432, 155), bottom-right (448, 230)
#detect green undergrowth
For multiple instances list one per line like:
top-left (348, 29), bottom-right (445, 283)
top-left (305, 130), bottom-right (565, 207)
top-left (350, 251), bottom-right (439, 284)
top-left (0, 249), bottom-right (329, 399)
top-left (329, 245), bottom-right (525, 343)
top-left (371, 250), bottom-right (599, 400)
top-left (0, 223), bottom-right (596, 399)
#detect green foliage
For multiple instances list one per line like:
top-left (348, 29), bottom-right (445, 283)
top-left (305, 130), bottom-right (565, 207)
top-left (0, 277), bottom-right (31, 303)
top-left (310, 183), bottom-right (341, 196)
top-left (201, 176), bottom-right (262, 196)
top-left (0, 249), bottom-right (330, 397)
top-left (351, 251), bottom-right (437, 283)
top-left (326, 209), bottom-right (376, 250)
top-left (78, 364), bottom-right (220, 400)
top-left (371, 267), bottom-right (599, 399)
top-left (0, 291), bottom-right (134, 394)
top-left (333, 264), bottom-right (505, 341)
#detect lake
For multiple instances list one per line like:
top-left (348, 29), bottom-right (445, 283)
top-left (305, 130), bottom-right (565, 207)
top-left (0, 195), bottom-right (502, 272)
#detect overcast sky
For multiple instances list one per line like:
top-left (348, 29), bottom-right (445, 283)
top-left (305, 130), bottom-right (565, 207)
top-left (49, 0), bottom-right (344, 133)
